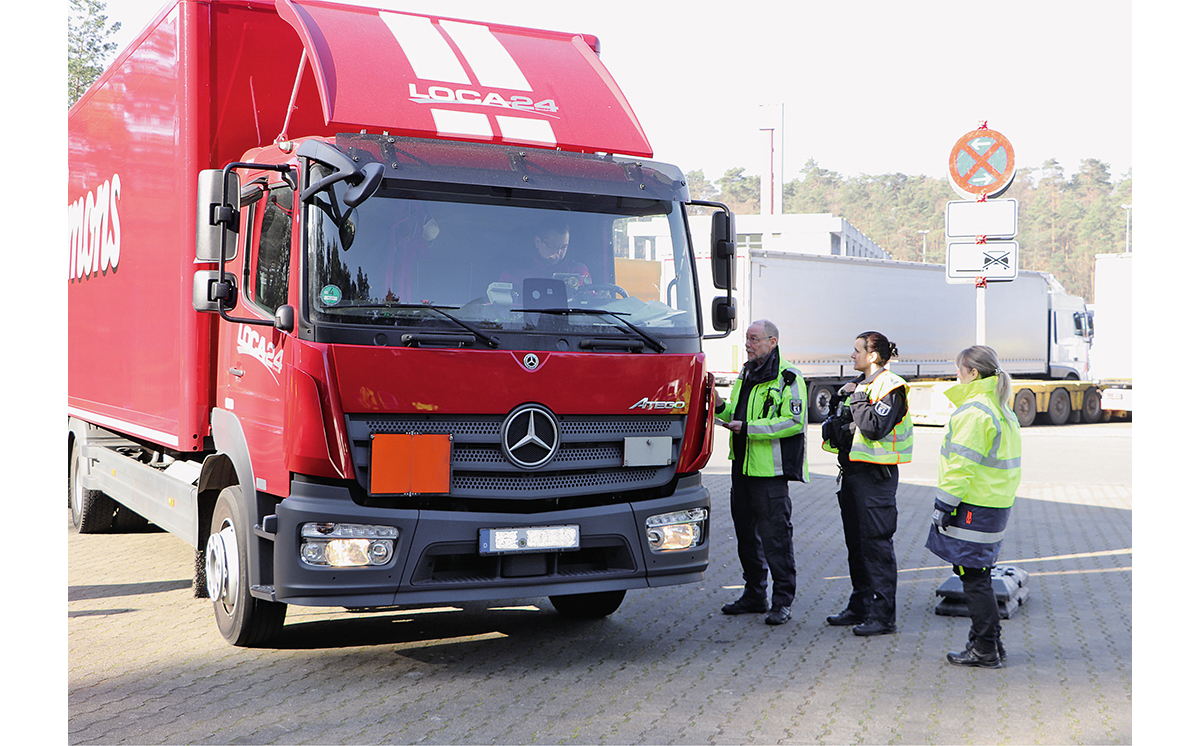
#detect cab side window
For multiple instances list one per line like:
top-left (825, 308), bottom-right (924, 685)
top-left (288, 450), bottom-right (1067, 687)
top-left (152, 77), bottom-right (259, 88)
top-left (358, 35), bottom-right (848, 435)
top-left (253, 185), bottom-right (294, 312)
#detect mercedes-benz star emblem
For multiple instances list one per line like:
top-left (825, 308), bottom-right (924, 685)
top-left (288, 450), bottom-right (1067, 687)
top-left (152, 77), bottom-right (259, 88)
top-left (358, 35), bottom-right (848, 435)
top-left (523, 353), bottom-right (540, 370)
top-left (501, 404), bottom-right (559, 469)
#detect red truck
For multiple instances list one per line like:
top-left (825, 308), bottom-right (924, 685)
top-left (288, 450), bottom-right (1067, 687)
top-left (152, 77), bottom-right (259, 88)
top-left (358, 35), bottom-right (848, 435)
top-left (68, 0), bottom-right (737, 646)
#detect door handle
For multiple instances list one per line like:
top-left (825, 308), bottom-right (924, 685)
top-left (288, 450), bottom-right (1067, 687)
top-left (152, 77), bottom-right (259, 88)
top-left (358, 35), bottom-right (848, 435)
top-left (229, 366), bottom-right (245, 378)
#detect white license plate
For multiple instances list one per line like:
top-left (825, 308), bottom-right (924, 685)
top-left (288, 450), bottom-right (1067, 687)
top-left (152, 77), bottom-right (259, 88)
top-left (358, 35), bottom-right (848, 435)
top-left (479, 525), bottom-right (580, 555)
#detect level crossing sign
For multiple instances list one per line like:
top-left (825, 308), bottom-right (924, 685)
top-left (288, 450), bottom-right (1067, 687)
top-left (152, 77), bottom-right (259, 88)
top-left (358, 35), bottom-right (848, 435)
top-left (948, 127), bottom-right (1016, 198)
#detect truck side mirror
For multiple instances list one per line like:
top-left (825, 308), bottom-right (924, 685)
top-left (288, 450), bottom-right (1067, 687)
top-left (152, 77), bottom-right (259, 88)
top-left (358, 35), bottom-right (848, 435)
top-left (711, 296), bottom-right (737, 333)
top-left (193, 270), bottom-right (238, 313)
top-left (297, 140), bottom-right (384, 208)
top-left (196, 170), bottom-right (241, 263)
top-left (711, 210), bottom-right (736, 291)
top-left (344, 163), bottom-right (385, 208)
top-left (274, 305), bottom-right (295, 332)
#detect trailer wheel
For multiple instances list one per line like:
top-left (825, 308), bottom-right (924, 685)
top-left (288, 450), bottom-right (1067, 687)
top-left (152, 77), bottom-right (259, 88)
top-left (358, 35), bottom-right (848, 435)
top-left (69, 440), bottom-right (116, 533)
top-left (1081, 387), bottom-right (1104, 423)
top-left (206, 486), bottom-right (286, 646)
top-left (1013, 389), bottom-right (1037, 428)
top-left (808, 383), bottom-right (836, 423)
top-left (549, 590), bottom-right (626, 619)
top-left (1046, 388), bottom-right (1072, 425)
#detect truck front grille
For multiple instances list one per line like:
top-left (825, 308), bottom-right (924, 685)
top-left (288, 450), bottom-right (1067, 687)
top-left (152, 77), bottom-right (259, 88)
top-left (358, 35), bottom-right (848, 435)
top-left (346, 413), bottom-right (683, 501)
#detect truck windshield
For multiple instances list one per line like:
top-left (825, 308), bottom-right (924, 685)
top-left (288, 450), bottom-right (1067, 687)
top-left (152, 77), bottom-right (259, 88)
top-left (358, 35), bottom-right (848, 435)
top-left (305, 169), bottom-right (699, 342)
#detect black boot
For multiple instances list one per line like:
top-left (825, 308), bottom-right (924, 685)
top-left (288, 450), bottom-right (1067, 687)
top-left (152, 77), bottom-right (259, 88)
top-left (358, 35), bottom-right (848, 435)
top-left (947, 641), bottom-right (1002, 668)
top-left (721, 595), bottom-right (769, 615)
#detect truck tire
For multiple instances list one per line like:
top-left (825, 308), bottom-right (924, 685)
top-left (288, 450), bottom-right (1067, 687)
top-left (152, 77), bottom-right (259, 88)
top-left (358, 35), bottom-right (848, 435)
top-left (205, 486), bottom-right (286, 646)
top-left (549, 590), bottom-right (626, 618)
top-left (1046, 388), bottom-right (1072, 426)
top-left (69, 440), bottom-right (116, 533)
top-left (808, 383), bottom-right (837, 423)
top-left (1013, 389), bottom-right (1037, 428)
top-left (113, 504), bottom-right (150, 531)
top-left (1081, 387), bottom-right (1104, 423)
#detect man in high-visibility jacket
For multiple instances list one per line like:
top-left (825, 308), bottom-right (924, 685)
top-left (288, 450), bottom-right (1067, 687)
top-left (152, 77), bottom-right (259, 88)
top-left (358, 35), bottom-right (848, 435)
top-left (822, 332), bottom-right (912, 637)
top-left (715, 319), bottom-right (809, 626)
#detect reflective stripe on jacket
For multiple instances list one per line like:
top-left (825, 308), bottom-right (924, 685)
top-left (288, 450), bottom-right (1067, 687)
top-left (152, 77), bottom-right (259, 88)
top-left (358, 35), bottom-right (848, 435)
top-left (717, 357), bottom-right (809, 481)
top-left (848, 370), bottom-right (914, 465)
top-left (925, 375), bottom-right (1023, 568)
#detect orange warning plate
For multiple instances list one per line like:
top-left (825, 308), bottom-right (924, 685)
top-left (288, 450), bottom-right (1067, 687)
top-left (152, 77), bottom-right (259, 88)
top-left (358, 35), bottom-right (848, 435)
top-left (370, 433), bottom-right (452, 495)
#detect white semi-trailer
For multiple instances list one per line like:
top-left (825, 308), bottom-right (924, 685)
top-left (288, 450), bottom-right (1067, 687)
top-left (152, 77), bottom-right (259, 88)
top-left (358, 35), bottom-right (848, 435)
top-left (700, 251), bottom-right (1101, 427)
top-left (1090, 253), bottom-right (1133, 416)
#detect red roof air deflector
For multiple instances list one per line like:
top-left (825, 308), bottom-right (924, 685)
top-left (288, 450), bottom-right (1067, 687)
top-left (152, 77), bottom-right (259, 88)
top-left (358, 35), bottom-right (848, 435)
top-left (274, 0), bottom-right (653, 156)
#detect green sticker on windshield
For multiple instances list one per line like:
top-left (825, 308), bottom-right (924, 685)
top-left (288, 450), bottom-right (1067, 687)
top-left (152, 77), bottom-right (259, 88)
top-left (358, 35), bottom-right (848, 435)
top-left (320, 285), bottom-right (343, 305)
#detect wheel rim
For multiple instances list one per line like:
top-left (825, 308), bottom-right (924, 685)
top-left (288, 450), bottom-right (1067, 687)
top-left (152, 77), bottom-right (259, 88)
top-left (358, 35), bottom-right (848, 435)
top-left (205, 520), bottom-right (240, 607)
top-left (1051, 390), bottom-right (1070, 421)
top-left (71, 458), bottom-right (84, 520)
top-left (815, 389), bottom-right (831, 418)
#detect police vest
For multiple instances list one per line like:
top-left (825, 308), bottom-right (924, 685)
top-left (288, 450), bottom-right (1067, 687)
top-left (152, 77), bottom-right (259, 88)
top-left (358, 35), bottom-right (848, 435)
top-left (848, 370), bottom-right (914, 465)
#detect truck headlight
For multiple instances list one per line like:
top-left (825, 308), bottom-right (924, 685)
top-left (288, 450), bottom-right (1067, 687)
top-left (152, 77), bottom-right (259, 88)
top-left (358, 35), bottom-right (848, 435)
top-left (646, 508), bottom-right (708, 551)
top-left (300, 522), bottom-right (398, 567)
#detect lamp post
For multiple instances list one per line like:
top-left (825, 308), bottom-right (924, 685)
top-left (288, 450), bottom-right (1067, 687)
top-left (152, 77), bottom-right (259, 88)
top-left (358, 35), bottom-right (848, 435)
top-left (918, 229), bottom-right (929, 262)
top-left (760, 127), bottom-right (774, 216)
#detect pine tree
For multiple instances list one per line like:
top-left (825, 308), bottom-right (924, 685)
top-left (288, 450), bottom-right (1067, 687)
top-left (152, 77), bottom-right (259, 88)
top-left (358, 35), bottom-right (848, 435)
top-left (68, 0), bottom-right (122, 108)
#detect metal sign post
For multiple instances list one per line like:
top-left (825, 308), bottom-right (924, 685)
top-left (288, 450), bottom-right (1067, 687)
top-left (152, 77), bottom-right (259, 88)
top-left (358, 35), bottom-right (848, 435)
top-left (945, 123), bottom-right (1019, 346)
top-left (977, 277), bottom-right (987, 345)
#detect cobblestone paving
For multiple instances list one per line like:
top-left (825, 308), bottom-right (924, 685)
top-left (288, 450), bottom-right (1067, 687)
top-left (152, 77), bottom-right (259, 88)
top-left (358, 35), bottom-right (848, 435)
top-left (68, 425), bottom-right (1133, 744)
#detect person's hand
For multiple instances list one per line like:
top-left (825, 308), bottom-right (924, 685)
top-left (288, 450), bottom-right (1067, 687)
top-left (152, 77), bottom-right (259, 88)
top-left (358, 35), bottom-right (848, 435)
top-left (839, 382), bottom-right (857, 396)
top-left (931, 508), bottom-right (953, 529)
top-left (727, 420), bottom-right (744, 434)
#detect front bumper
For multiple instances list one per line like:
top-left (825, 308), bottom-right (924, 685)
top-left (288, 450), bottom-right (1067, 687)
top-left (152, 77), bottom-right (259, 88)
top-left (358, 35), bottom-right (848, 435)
top-left (267, 474), bottom-right (710, 607)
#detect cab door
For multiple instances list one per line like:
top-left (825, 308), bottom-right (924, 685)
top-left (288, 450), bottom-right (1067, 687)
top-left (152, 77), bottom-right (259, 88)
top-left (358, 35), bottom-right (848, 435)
top-left (216, 177), bottom-right (296, 497)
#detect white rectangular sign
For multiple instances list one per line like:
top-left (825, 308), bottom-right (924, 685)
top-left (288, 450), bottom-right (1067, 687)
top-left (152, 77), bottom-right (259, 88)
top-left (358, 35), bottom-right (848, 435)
top-left (945, 199), bottom-right (1018, 239)
top-left (946, 241), bottom-right (1019, 283)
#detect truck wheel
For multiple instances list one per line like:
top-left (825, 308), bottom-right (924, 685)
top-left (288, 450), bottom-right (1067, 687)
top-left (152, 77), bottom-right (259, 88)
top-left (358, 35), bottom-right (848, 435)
top-left (1047, 388), bottom-right (1071, 426)
top-left (808, 383), bottom-right (836, 423)
top-left (1081, 387), bottom-right (1104, 423)
top-left (113, 504), bottom-right (150, 531)
top-left (205, 486), bottom-right (286, 646)
top-left (1012, 389), bottom-right (1037, 428)
top-left (549, 590), bottom-right (626, 618)
top-left (69, 440), bottom-right (116, 533)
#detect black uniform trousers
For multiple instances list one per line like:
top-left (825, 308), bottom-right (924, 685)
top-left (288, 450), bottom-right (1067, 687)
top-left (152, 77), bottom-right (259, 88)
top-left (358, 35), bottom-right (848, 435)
top-left (730, 471), bottom-right (796, 609)
top-left (836, 462), bottom-right (899, 625)
top-left (956, 565), bottom-right (1001, 652)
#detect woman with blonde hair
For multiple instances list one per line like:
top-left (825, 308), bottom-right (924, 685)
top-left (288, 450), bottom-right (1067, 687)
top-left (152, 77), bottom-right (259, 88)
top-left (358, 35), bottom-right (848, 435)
top-left (926, 345), bottom-right (1023, 668)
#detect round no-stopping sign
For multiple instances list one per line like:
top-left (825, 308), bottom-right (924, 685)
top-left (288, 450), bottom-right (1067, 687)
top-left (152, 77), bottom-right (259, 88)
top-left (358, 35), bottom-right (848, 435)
top-left (948, 127), bottom-right (1016, 198)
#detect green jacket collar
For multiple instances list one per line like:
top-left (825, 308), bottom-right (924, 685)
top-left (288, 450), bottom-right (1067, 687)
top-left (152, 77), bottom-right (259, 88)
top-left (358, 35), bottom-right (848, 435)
top-left (945, 374), bottom-right (999, 408)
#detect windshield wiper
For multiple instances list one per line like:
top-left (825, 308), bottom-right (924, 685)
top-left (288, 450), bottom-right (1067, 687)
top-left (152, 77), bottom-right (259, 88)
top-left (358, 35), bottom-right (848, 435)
top-left (515, 307), bottom-right (667, 353)
top-left (346, 303), bottom-right (500, 348)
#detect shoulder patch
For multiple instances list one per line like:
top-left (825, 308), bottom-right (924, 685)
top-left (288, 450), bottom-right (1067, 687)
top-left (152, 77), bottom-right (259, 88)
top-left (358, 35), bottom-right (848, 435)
top-left (874, 400), bottom-right (892, 417)
top-left (791, 400), bottom-right (803, 416)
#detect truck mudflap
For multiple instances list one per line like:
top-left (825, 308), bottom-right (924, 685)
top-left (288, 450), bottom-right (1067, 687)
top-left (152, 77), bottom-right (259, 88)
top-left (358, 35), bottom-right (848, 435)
top-left (268, 475), bottom-right (709, 608)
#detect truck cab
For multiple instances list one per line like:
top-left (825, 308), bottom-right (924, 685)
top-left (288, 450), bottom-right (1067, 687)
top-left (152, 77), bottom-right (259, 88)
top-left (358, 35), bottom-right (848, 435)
top-left (69, 0), bottom-right (737, 646)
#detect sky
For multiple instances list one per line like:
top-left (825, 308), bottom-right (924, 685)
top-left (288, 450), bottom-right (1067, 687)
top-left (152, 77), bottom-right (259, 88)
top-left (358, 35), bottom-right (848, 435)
top-left (97, 0), bottom-right (1134, 185)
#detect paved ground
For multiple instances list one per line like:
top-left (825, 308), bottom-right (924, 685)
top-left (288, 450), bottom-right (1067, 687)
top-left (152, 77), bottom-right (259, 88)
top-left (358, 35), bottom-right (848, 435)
top-left (66, 423), bottom-right (1133, 744)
